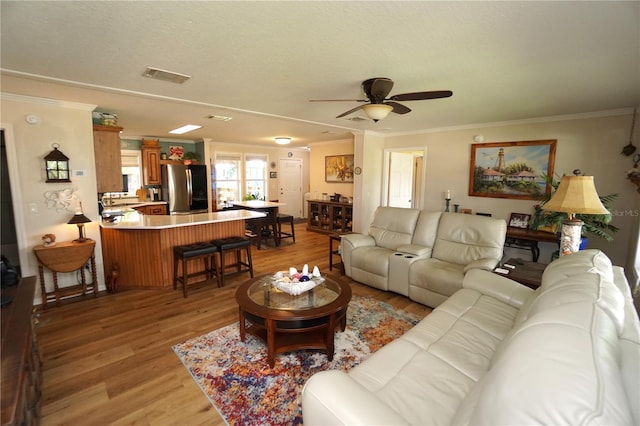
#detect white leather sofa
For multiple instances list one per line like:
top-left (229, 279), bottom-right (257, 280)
top-left (302, 249), bottom-right (640, 425)
top-left (341, 207), bottom-right (507, 307)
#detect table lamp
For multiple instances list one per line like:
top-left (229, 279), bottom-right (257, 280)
top-left (68, 212), bottom-right (91, 242)
top-left (543, 175), bottom-right (608, 256)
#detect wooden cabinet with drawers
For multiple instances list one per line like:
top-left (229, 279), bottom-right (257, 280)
top-left (93, 125), bottom-right (123, 193)
top-left (1, 276), bottom-right (41, 426)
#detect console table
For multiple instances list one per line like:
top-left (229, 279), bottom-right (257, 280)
top-left (33, 240), bottom-right (97, 308)
top-left (504, 228), bottom-right (557, 262)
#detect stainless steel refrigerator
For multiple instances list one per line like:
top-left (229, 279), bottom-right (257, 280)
top-left (161, 164), bottom-right (209, 214)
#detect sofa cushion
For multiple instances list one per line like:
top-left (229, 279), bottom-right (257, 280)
top-left (345, 288), bottom-right (520, 425)
top-left (368, 207), bottom-right (420, 250)
top-left (518, 250), bottom-right (625, 334)
top-left (431, 213), bottom-right (506, 265)
top-left (411, 210), bottom-right (442, 247)
top-left (541, 248), bottom-right (614, 288)
top-left (456, 298), bottom-right (634, 425)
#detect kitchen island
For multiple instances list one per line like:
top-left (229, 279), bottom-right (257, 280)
top-left (100, 210), bottom-right (264, 290)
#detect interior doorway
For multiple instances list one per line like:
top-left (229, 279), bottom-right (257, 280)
top-left (1, 124), bottom-right (27, 275)
top-left (382, 148), bottom-right (426, 209)
top-left (278, 158), bottom-right (302, 218)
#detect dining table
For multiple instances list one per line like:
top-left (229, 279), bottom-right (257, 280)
top-left (230, 200), bottom-right (286, 247)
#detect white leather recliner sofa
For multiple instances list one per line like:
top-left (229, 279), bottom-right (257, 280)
top-left (341, 207), bottom-right (507, 307)
top-left (302, 249), bottom-right (640, 425)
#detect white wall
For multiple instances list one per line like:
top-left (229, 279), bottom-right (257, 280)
top-left (1, 93), bottom-right (106, 303)
top-left (379, 111), bottom-right (639, 268)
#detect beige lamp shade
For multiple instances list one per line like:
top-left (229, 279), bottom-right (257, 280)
top-left (543, 176), bottom-right (608, 220)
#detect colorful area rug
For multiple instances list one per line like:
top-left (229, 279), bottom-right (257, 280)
top-left (172, 295), bottom-right (421, 425)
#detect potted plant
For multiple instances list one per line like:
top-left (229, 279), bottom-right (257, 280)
top-left (530, 174), bottom-right (619, 243)
top-left (182, 151), bottom-right (200, 165)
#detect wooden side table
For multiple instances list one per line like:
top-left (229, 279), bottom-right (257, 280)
top-left (505, 228), bottom-right (557, 262)
top-left (33, 240), bottom-right (98, 308)
top-left (495, 258), bottom-right (548, 289)
top-left (329, 233), bottom-right (344, 274)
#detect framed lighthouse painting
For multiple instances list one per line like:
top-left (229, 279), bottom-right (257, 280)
top-left (468, 140), bottom-right (556, 200)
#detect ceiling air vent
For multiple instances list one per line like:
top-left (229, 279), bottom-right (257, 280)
top-left (142, 67), bottom-right (191, 84)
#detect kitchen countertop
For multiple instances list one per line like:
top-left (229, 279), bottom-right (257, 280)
top-left (100, 209), bottom-right (265, 230)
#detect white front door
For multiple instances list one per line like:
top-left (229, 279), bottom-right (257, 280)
top-left (278, 158), bottom-right (302, 217)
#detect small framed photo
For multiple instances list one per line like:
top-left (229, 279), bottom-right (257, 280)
top-left (269, 171), bottom-right (277, 179)
top-left (508, 213), bottom-right (531, 229)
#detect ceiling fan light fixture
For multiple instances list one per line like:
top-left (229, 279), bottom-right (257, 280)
top-left (362, 104), bottom-right (393, 122)
top-left (275, 137), bottom-right (291, 145)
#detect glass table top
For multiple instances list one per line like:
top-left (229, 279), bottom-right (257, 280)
top-left (246, 275), bottom-right (341, 310)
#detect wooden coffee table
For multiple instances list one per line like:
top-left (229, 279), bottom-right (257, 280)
top-left (235, 274), bottom-right (352, 367)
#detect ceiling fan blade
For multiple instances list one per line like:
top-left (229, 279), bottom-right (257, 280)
top-left (362, 78), bottom-right (394, 101)
top-left (336, 105), bottom-right (365, 118)
top-left (309, 99), bottom-right (367, 102)
top-left (386, 101), bottom-right (411, 115)
top-left (389, 90), bottom-right (453, 102)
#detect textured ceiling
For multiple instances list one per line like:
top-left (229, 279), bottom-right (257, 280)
top-left (1, 1), bottom-right (639, 147)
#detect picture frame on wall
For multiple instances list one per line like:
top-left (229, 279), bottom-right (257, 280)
top-left (468, 140), bottom-right (557, 200)
top-left (325, 155), bottom-right (355, 183)
top-left (269, 171), bottom-right (277, 179)
top-left (508, 213), bottom-right (532, 229)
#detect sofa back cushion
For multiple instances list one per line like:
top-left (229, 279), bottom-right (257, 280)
top-left (458, 250), bottom-right (636, 425)
top-left (431, 213), bottom-right (506, 265)
top-left (515, 250), bottom-right (624, 333)
top-left (411, 210), bottom-right (442, 247)
top-left (457, 297), bottom-right (635, 425)
top-left (368, 207), bottom-right (421, 250)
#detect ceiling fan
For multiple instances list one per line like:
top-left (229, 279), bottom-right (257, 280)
top-left (310, 77), bottom-right (453, 122)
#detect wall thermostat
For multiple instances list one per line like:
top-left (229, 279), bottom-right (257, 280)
top-left (287, 152), bottom-right (293, 157)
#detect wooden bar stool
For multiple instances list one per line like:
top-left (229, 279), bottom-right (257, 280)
top-left (276, 213), bottom-right (295, 242)
top-left (173, 242), bottom-right (219, 298)
top-left (211, 236), bottom-right (254, 286)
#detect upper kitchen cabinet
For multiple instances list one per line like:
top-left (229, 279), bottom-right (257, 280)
top-left (93, 125), bottom-right (123, 193)
top-left (142, 139), bottom-right (161, 186)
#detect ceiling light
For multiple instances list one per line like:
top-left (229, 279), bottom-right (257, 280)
top-left (169, 124), bottom-right (202, 135)
top-left (143, 66), bottom-right (191, 84)
top-left (362, 104), bottom-right (393, 122)
top-left (275, 137), bottom-right (291, 145)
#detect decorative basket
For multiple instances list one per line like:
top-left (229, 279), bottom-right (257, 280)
top-left (272, 271), bottom-right (324, 296)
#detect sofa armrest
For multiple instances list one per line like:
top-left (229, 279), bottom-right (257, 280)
top-left (341, 233), bottom-right (376, 249)
top-left (396, 244), bottom-right (432, 257)
top-left (463, 268), bottom-right (534, 308)
top-left (463, 257), bottom-right (500, 273)
top-left (302, 370), bottom-right (409, 425)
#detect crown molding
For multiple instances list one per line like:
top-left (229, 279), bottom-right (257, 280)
top-left (0, 92), bottom-right (96, 111)
top-left (387, 108), bottom-right (636, 137)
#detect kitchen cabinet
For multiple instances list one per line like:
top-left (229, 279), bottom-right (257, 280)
top-left (307, 200), bottom-right (353, 234)
top-left (142, 139), bottom-right (161, 186)
top-left (93, 125), bottom-right (123, 193)
top-left (133, 204), bottom-right (167, 215)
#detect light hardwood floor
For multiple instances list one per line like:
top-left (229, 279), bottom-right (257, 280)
top-left (36, 224), bottom-right (432, 425)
